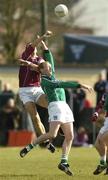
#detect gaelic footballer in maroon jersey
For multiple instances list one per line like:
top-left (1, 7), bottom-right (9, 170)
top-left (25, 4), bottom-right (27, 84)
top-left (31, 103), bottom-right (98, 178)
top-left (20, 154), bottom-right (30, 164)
top-left (18, 30), bottom-right (56, 154)
top-left (19, 44), bottom-right (44, 87)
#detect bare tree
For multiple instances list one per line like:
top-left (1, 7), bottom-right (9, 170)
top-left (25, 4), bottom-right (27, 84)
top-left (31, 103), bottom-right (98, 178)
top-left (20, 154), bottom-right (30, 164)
top-left (0, 0), bottom-right (38, 64)
top-left (0, 0), bottom-right (85, 64)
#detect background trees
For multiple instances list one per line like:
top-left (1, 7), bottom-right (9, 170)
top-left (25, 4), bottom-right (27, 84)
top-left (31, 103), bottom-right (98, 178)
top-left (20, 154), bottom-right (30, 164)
top-left (0, 0), bottom-right (85, 64)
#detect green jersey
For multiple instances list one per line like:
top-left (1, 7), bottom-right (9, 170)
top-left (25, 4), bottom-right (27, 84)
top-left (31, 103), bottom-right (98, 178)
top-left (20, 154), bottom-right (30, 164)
top-left (41, 50), bottom-right (81, 103)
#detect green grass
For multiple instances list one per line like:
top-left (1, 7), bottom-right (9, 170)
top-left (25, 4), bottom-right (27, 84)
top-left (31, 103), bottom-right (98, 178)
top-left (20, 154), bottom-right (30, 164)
top-left (0, 147), bottom-right (108, 180)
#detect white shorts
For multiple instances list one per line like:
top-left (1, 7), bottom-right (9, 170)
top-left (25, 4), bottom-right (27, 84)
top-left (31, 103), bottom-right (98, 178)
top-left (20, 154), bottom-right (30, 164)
top-left (99, 117), bottom-right (108, 134)
top-left (19, 87), bottom-right (44, 104)
top-left (48, 101), bottom-right (74, 123)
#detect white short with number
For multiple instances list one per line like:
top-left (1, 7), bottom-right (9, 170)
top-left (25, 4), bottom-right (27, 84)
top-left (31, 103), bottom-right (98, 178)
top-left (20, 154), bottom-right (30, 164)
top-left (19, 87), bottom-right (44, 104)
top-left (48, 101), bottom-right (74, 123)
top-left (99, 117), bottom-right (108, 134)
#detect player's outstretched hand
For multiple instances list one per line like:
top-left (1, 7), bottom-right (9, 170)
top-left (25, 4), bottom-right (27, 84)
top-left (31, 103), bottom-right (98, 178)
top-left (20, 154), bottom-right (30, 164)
top-left (81, 84), bottom-right (93, 93)
top-left (34, 31), bottom-right (53, 47)
top-left (45, 30), bottom-right (53, 37)
top-left (91, 112), bottom-right (98, 122)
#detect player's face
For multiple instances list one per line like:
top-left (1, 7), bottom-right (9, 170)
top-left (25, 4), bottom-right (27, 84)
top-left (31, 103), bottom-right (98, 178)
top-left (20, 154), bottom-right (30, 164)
top-left (41, 63), bottom-right (52, 76)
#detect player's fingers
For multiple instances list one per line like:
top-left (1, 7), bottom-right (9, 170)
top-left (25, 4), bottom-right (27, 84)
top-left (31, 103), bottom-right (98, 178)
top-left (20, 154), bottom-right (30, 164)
top-left (88, 87), bottom-right (93, 93)
top-left (46, 30), bottom-right (53, 36)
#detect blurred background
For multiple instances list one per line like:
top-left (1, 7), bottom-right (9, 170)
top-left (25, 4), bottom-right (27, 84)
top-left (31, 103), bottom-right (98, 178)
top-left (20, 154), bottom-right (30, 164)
top-left (0, 0), bottom-right (108, 147)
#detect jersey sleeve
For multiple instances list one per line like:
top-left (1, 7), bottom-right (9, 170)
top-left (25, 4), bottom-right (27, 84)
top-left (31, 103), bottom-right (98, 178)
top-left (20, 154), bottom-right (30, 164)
top-left (43, 50), bottom-right (55, 76)
top-left (21, 43), bottom-right (34, 60)
top-left (58, 81), bottom-right (81, 88)
top-left (42, 78), bottom-right (81, 89)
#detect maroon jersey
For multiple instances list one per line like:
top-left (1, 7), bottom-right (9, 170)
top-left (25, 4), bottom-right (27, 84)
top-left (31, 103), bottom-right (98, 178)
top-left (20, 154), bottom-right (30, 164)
top-left (19, 44), bottom-right (44, 87)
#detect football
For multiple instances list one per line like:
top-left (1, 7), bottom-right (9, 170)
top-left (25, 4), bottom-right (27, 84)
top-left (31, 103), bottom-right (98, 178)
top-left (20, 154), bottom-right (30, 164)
top-left (54, 4), bottom-right (68, 17)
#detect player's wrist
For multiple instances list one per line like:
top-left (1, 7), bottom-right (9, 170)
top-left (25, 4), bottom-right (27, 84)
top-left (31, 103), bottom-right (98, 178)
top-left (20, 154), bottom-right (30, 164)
top-left (27, 61), bottom-right (32, 66)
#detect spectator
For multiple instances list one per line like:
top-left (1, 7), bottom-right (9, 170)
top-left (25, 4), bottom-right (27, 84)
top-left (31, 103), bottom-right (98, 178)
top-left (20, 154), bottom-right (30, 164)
top-left (2, 83), bottom-right (14, 97)
top-left (73, 89), bottom-right (92, 128)
top-left (0, 83), bottom-right (15, 108)
top-left (0, 98), bottom-right (23, 145)
top-left (73, 126), bottom-right (89, 147)
top-left (77, 89), bottom-right (92, 111)
top-left (94, 72), bottom-right (107, 105)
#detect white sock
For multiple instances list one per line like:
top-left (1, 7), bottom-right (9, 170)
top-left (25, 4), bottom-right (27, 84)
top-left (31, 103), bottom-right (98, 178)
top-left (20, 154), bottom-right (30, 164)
top-left (101, 155), bottom-right (106, 162)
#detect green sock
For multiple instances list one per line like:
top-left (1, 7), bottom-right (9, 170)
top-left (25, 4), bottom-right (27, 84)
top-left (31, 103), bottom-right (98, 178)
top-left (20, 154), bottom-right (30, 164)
top-left (100, 160), bottom-right (106, 165)
top-left (61, 154), bottom-right (68, 165)
top-left (26, 144), bottom-right (34, 151)
top-left (29, 144), bottom-right (34, 149)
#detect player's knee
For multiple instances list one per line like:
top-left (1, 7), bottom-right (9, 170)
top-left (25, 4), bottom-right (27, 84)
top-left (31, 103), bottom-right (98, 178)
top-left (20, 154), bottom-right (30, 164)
top-left (99, 135), bottom-right (105, 143)
top-left (100, 135), bottom-right (107, 144)
top-left (95, 136), bottom-right (104, 148)
top-left (49, 132), bottom-right (57, 139)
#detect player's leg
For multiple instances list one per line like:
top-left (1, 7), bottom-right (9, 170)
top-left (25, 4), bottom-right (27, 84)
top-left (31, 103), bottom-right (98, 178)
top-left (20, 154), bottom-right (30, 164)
top-left (36, 93), bottom-right (56, 151)
top-left (32, 121), bottom-right (60, 144)
top-left (20, 102), bottom-right (55, 155)
top-left (25, 101), bottom-right (46, 136)
top-left (20, 101), bottom-right (51, 157)
top-left (102, 131), bottom-right (108, 175)
top-left (58, 122), bottom-right (74, 176)
top-left (105, 151), bottom-right (108, 175)
top-left (36, 94), bottom-right (48, 108)
top-left (93, 133), bottom-right (107, 175)
top-left (19, 87), bottom-right (46, 136)
top-left (61, 122), bottom-right (74, 163)
top-left (20, 121), bottom-right (60, 157)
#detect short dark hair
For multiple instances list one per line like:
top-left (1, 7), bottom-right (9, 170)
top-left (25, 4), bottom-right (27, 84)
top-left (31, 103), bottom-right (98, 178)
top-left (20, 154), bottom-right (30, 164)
top-left (38, 62), bottom-right (45, 70)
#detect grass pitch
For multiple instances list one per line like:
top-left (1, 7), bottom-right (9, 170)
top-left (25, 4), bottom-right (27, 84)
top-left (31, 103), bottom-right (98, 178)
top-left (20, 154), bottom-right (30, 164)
top-left (0, 147), bottom-right (108, 180)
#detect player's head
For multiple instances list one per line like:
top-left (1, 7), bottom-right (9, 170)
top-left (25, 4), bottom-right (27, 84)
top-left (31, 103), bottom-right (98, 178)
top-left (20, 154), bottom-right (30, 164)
top-left (4, 98), bottom-right (15, 111)
top-left (38, 62), bottom-right (52, 76)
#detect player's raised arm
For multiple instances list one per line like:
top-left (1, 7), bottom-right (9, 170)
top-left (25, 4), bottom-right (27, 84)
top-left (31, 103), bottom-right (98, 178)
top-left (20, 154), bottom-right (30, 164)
top-left (32, 30), bottom-right (53, 48)
top-left (20, 31), bottom-right (52, 61)
top-left (80, 84), bottom-right (93, 93)
top-left (41, 40), bottom-right (49, 51)
top-left (41, 40), bottom-right (55, 76)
